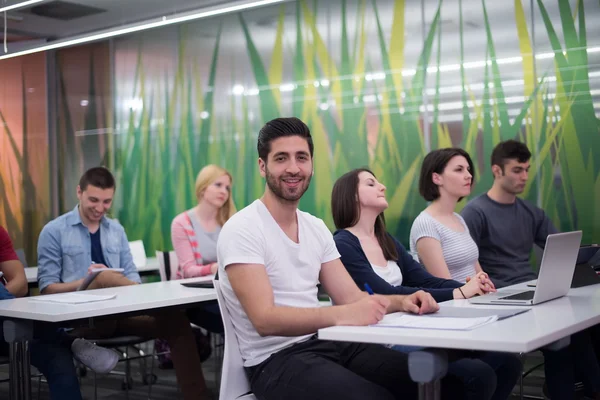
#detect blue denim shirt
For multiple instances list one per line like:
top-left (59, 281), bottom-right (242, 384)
top-left (37, 205), bottom-right (141, 293)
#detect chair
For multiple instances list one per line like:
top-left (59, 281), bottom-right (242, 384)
top-left (214, 279), bottom-right (256, 400)
top-left (128, 240), bottom-right (147, 268)
top-left (156, 251), bottom-right (178, 282)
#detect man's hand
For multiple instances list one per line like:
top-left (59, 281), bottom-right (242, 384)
top-left (400, 291), bottom-right (439, 315)
top-left (336, 295), bottom-right (390, 326)
top-left (87, 264), bottom-right (108, 274)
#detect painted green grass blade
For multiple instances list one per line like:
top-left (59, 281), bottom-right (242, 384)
top-left (239, 13), bottom-right (279, 122)
top-left (556, 0), bottom-right (598, 166)
top-left (339, 0), bottom-right (368, 167)
top-left (293, 0), bottom-right (305, 118)
top-left (200, 22), bottom-right (222, 164)
top-left (431, 14), bottom-right (443, 148)
top-left (458, 0), bottom-right (471, 142)
top-left (481, 0), bottom-right (511, 139)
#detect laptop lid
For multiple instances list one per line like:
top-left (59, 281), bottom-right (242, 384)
top-left (571, 246), bottom-right (600, 288)
top-left (532, 231), bottom-right (582, 304)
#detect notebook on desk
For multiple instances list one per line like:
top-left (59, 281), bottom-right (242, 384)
top-left (469, 231), bottom-right (582, 306)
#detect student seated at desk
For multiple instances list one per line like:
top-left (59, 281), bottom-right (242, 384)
top-left (409, 148), bottom-right (482, 283)
top-left (171, 164), bottom-right (236, 334)
top-left (0, 226), bottom-right (119, 400)
top-left (218, 117), bottom-right (469, 400)
top-left (37, 167), bottom-right (210, 400)
top-left (460, 140), bottom-right (600, 400)
top-left (331, 168), bottom-right (521, 400)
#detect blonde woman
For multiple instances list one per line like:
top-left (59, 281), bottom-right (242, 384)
top-left (171, 164), bottom-right (236, 278)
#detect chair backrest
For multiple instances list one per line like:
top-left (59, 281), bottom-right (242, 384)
top-left (155, 251), bottom-right (178, 281)
top-left (129, 240), bottom-right (147, 267)
top-left (214, 280), bottom-right (253, 400)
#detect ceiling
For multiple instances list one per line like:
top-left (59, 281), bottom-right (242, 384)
top-left (0, 0), bottom-right (256, 53)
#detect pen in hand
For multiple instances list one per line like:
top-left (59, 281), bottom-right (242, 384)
top-left (364, 283), bottom-right (374, 295)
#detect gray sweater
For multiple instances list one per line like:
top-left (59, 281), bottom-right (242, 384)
top-left (461, 194), bottom-right (557, 288)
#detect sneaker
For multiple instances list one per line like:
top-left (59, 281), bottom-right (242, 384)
top-left (71, 338), bottom-right (119, 374)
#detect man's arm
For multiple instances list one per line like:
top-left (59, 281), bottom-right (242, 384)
top-left (534, 208), bottom-right (559, 248)
top-left (0, 228), bottom-right (28, 297)
top-left (226, 262), bottom-right (389, 337)
top-left (319, 258), bottom-right (439, 314)
top-left (37, 225), bottom-right (83, 294)
top-left (461, 205), bottom-right (485, 247)
top-left (118, 228), bottom-right (141, 283)
top-left (1, 260), bottom-right (28, 297)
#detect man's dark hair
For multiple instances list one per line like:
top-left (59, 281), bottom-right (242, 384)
top-left (490, 140), bottom-right (531, 172)
top-left (331, 168), bottom-right (398, 261)
top-left (79, 167), bottom-right (116, 191)
top-left (419, 148), bottom-right (475, 202)
top-left (257, 117), bottom-right (314, 160)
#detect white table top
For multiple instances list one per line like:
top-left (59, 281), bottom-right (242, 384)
top-left (0, 276), bottom-right (216, 323)
top-left (318, 281), bottom-right (600, 354)
top-left (25, 257), bottom-right (160, 283)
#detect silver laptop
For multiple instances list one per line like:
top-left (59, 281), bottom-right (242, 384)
top-left (469, 231), bottom-right (582, 306)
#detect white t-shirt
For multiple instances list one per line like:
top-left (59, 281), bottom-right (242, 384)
top-left (370, 260), bottom-right (403, 286)
top-left (217, 200), bottom-right (341, 367)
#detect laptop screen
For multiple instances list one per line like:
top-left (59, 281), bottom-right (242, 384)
top-left (577, 246), bottom-right (600, 267)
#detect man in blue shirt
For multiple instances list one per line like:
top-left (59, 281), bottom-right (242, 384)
top-left (37, 167), bottom-right (209, 400)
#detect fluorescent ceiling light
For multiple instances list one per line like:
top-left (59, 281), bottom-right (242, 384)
top-left (0, 0), bottom-right (46, 13)
top-left (0, 0), bottom-right (287, 60)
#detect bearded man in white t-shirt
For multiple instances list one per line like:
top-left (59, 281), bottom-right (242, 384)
top-left (217, 117), bottom-right (466, 400)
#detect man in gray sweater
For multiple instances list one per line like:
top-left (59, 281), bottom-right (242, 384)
top-left (461, 140), bottom-right (556, 288)
top-left (462, 140), bottom-right (600, 400)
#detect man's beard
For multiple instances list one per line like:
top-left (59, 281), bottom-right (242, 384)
top-left (265, 167), bottom-right (312, 202)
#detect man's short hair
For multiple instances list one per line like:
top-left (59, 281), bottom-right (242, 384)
top-left (257, 117), bottom-right (314, 160)
top-left (79, 167), bottom-right (116, 191)
top-left (491, 140), bottom-right (531, 171)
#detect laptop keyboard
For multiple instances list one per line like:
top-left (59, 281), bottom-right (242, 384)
top-left (500, 291), bottom-right (535, 301)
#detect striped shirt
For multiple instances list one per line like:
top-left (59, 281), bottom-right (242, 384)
top-left (409, 211), bottom-right (478, 283)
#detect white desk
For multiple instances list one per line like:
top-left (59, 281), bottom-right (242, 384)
top-left (1, 276), bottom-right (215, 322)
top-left (25, 257), bottom-right (161, 284)
top-left (0, 276), bottom-right (215, 399)
top-left (319, 281), bottom-right (600, 399)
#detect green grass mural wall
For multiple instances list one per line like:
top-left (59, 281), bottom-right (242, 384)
top-left (112, 0), bottom-right (600, 255)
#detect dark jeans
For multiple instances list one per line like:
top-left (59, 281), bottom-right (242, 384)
top-left (245, 336), bottom-right (467, 400)
top-left (187, 301), bottom-right (224, 334)
top-left (544, 327), bottom-right (600, 400)
top-left (0, 325), bottom-right (82, 400)
top-left (393, 345), bottom-right (521, 400)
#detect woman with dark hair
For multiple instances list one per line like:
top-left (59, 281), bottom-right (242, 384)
top-left (410, 148), bottom-right (483, 282)
top-left (331, 168), bottom-right (521, 400)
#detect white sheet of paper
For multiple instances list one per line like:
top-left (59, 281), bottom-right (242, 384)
top-left (373, 313), bottom-right (499, 331)
top-left (129, 240), bottom-right (147, 268)
top-left (30, 292), bottom-right (117, 304)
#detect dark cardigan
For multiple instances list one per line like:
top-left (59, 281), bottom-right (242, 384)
top-left (333, 229), bottom-right (462, 302)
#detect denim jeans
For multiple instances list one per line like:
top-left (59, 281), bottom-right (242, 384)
top-left (392, 345), bottom-right (521, 400)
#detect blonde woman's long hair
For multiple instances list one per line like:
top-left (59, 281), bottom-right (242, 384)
top-left (195, 165), bottom-right (236, 226)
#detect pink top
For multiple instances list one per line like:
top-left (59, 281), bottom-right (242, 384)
top-left (171, 211), bottom-right (214, 279)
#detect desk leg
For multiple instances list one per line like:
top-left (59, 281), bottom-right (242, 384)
top-left (409, 350), bottom-right (448, 400)
top-left (3, 320), bottom-right (34, 400)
